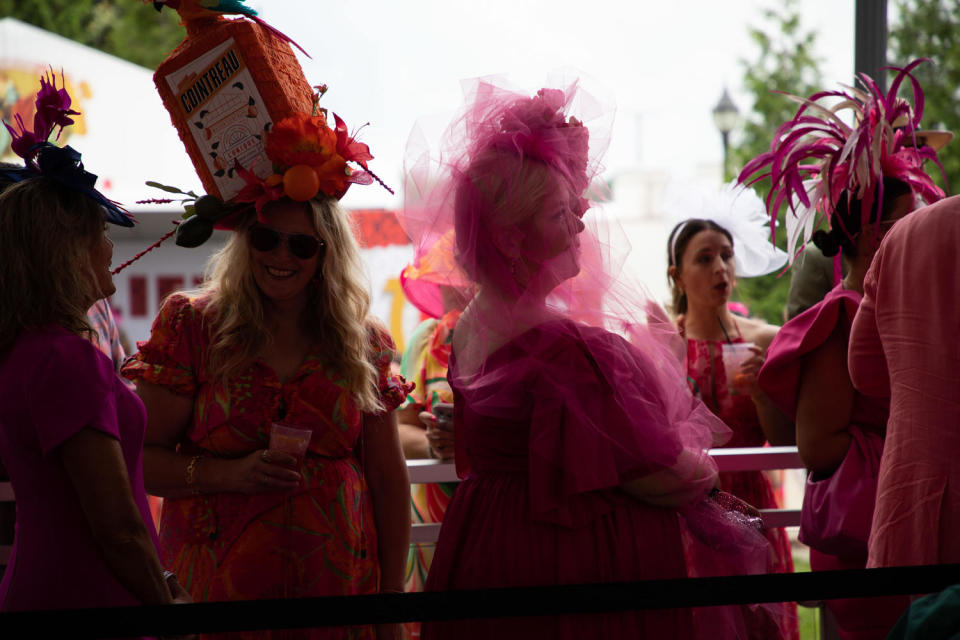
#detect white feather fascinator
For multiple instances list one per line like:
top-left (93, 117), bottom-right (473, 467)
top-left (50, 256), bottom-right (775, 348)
top-left (662, 181), bottom-right (788, 278)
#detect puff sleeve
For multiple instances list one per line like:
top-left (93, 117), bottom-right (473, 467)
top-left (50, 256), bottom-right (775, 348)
top-left (121, 293), bottom-right (205, 397)
top-left (454, 322), bottom-right (725, 527)
top-left (369, 324), bottom-right (415, 413)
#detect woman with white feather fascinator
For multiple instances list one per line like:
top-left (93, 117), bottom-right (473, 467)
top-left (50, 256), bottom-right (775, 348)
top-left (664, 181), bottom-right (789, 282)
top-left (663, 179), bottom-right (800, 640)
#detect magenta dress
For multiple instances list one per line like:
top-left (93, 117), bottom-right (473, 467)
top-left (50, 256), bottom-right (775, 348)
top-left (422, 320), bottom-right (740, 639)
top-left (759, 286), bottom-right (908, 639)
top-left (0, 326), bottom-right (157, 610)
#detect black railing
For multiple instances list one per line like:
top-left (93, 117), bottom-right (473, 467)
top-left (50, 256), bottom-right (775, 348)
top-left (2, 564), bottom-right (958, 638)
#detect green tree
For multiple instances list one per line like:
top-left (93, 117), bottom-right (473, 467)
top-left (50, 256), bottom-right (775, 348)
top-left (889, 0), bottom-right (960, 195)
top-left (0, 0), bottom-right (183, 69)
top-left (730, 0), bottom-right (823, 323)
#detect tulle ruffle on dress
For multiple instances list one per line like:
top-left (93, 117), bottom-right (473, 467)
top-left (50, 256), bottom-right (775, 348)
top-left (400, 76), bottom-right (795, 639)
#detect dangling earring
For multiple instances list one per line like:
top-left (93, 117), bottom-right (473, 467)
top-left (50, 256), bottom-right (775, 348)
top-left (510, 258), bottom-right (518, 278)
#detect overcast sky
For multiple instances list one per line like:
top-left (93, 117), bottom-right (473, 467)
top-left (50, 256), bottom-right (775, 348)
top-left (250, 0), bottom-right (855, 209)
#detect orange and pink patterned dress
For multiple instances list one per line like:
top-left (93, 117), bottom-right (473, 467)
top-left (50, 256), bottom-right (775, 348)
top-left (122, 293), bottom-right (411, 639)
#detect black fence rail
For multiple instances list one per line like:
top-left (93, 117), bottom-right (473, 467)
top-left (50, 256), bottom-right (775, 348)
top-left (2, 564), bottom-right (958, 638)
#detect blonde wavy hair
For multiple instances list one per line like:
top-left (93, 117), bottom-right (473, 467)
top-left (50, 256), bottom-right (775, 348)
top-left (0, 178), bottom-right (104, 355)
top-left (202, 197), bottom-right (384, 413)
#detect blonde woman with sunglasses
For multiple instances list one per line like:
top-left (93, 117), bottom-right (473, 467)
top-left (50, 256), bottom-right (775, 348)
top-left (124, 103), bottom-right (411, 639)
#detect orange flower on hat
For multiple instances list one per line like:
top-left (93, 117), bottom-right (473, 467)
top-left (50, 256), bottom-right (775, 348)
top-left (266, 112), bottom-right (359, 197)
top-left (230, 86), bottom-right (391, 212)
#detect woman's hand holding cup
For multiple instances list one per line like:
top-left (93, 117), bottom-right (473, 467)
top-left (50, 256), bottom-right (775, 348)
top-left (224, 447), bottom-right (301, 494)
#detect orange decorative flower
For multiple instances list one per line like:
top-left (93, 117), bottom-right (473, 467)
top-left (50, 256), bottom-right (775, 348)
top-left (266, 113), bottom-right (353, 197)
top-left (266, 113), bottom-right (339, 169)
top-left (231, 86), bottom-right (392, 212)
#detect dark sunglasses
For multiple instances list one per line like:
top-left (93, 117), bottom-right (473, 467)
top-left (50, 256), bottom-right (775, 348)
top-left (249, 226), bottom-right (324, 260)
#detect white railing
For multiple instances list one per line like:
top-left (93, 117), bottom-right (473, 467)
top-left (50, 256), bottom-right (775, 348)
top-left (408, 446), bottom-right (804, 543)
top-left (0, 446), bottom-right (805, 560)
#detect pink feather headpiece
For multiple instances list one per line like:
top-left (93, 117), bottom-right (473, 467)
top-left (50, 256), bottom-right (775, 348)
top-left (738, 58), bottom-right (947, 263)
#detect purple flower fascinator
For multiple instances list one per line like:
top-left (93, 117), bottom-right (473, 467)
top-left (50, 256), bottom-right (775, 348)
top-left (1, 70), bottom-right (133, 227)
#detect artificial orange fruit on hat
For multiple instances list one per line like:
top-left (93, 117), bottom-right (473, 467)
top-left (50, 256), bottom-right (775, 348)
top-left (283, 164), bottom-right (320, 201)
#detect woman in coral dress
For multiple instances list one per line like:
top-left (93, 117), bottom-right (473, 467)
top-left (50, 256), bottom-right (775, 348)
top-left (126, 97), bottom-right (411, 639)
top-left (664, 190), bottom-right (798, 638)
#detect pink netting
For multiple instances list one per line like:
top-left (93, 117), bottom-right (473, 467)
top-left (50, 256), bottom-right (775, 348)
top-left (400, 77), bottom-right (795, 637)
top-left (399, 75), bottom-right (725, 478)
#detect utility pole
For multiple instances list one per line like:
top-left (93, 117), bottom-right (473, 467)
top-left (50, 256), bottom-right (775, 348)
top-left (855, 0), bottom-right (888, 91)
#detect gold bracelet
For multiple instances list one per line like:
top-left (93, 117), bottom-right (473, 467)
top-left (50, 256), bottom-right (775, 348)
top-left (185, 455), bottom-right (202, 495)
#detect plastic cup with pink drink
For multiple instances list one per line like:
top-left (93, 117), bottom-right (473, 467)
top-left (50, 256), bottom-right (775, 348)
top-left (269, 423), bottom-right (313, 467)
top-left (721, 342), bottom-right (756, 395)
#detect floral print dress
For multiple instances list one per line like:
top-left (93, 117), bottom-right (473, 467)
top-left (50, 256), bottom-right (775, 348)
top-left (685, 336), bottom-right (799, 640)
top-left (122, 293), bottom-right (411, 639)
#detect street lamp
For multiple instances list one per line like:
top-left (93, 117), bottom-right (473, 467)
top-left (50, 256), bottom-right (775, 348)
top-left (712, 88), bottom-right (740, 182)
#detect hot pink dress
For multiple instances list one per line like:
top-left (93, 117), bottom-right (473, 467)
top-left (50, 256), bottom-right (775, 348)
top-left (849, 196), bottom-right (960, 568)
top-left (423, 319), bottom-right (763, 639)
top-left (759, 285), bottom-right (908, 639)
top-left (684, 335), bottom-right (799, 640)
top-left (0, 326), bottom-right (156, 611)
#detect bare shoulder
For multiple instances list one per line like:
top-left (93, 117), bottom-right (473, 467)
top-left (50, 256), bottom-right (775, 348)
top-left (735, 316), bottom-right (780, 350)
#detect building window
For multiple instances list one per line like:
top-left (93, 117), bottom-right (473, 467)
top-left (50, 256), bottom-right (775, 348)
top-left (129, 276), bottom-right (148, 317)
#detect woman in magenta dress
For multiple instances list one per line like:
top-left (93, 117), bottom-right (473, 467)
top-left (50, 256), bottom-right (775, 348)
top-left (759, 181), bottom-right (917, 639)
top-left (400, 78), bottom-right (789, 640)
top-left (0, 72), bottom-right (187, 612)
top-left (745, 62), bottom-right (946, 637)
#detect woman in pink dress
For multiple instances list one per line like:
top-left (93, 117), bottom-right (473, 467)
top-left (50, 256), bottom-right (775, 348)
top-left (741, 60), bottom-right (946, 636)
top-left (0, 72), bottom-right (187, 612)
top-left (400, 78), bottom-right (790, 640)
top-left (665, 202), bottom-right (799, 639)
top-left (758, 181), bottom-right (917, 639)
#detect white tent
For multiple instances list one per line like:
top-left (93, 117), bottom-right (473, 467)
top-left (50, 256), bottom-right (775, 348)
top-left (0, 18), bottom-right (421, 348)
top-left (0, 17), bottom-right (204, 206)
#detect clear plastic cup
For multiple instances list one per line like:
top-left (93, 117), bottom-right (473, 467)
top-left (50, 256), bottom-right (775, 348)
top-left (721, 342), bottom-right (755, 395)
top-left (269, 423), bottom-right (313, 467)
